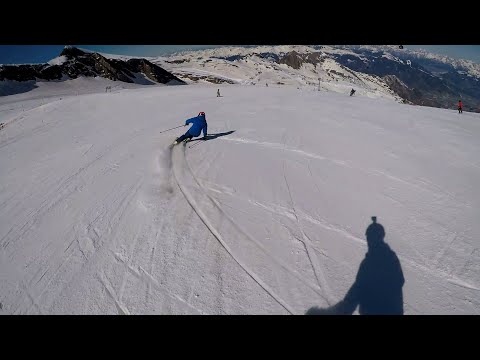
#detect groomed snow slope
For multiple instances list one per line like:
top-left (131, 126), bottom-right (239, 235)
top-left (1, 84), bottom-right (479, 314)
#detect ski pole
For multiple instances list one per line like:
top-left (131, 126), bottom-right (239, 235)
top-left (159, 125), bottom-right (184, 134)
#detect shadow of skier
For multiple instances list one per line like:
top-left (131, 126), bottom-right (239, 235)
top-left (201, 130), bottom-right (235, 141)
top-left (306, 217), bottom-right (405, 315)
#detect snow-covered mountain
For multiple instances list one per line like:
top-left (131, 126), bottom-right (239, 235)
top-left (146, 45), bottom-right (479, 112)
top-left (152, 45), bottom-right (405, 104)
top-left (2, 45), bottom-right (479, 113)
top-left (0, 46), bottom-right (185, 96)
top-left (346, 45), bottom-right (480, 78)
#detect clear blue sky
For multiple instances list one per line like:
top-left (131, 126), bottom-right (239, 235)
top-left (1, 45), bottom-right (480, 65)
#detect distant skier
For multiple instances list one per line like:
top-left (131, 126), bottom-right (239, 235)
top-left (173, 112), bottom-right (208, 145)
top-left (217, 89), bottom-right (221, 97)
top-left (350, 88), bottom-right (356, 96)
top-left (458, 99), bottom-right (463, 114)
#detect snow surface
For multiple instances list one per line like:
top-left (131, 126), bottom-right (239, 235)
top-left (1, 82), bottom-right (480, 314)
top-left (47, 55), bottom-right (68, 66)
top-left (0, 77), bottom-right (157, 125)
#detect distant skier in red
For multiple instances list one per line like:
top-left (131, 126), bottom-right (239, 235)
top-left (458, 100), bottom-right (463, 114)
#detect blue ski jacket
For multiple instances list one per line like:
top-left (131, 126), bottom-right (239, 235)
top-left (185, 114), bottom-right (207, 137)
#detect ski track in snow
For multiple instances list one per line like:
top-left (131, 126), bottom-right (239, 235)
top-left (279, 132), bottom-right (335, 305)
top-left (182, 145), bottom-right (338, 304)
top-left (172, 143), bottom-right (297, 314)
top-left (201, 175), bottom-right (480, 294)
top-left (220, 136), bottom-right (461, 204)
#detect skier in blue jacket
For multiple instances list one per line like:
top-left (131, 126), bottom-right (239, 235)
top-left (174, 112), bottom-right (208, 145)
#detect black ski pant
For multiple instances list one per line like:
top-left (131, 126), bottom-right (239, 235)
top-left (176, 133), bottom-right (193, 143)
